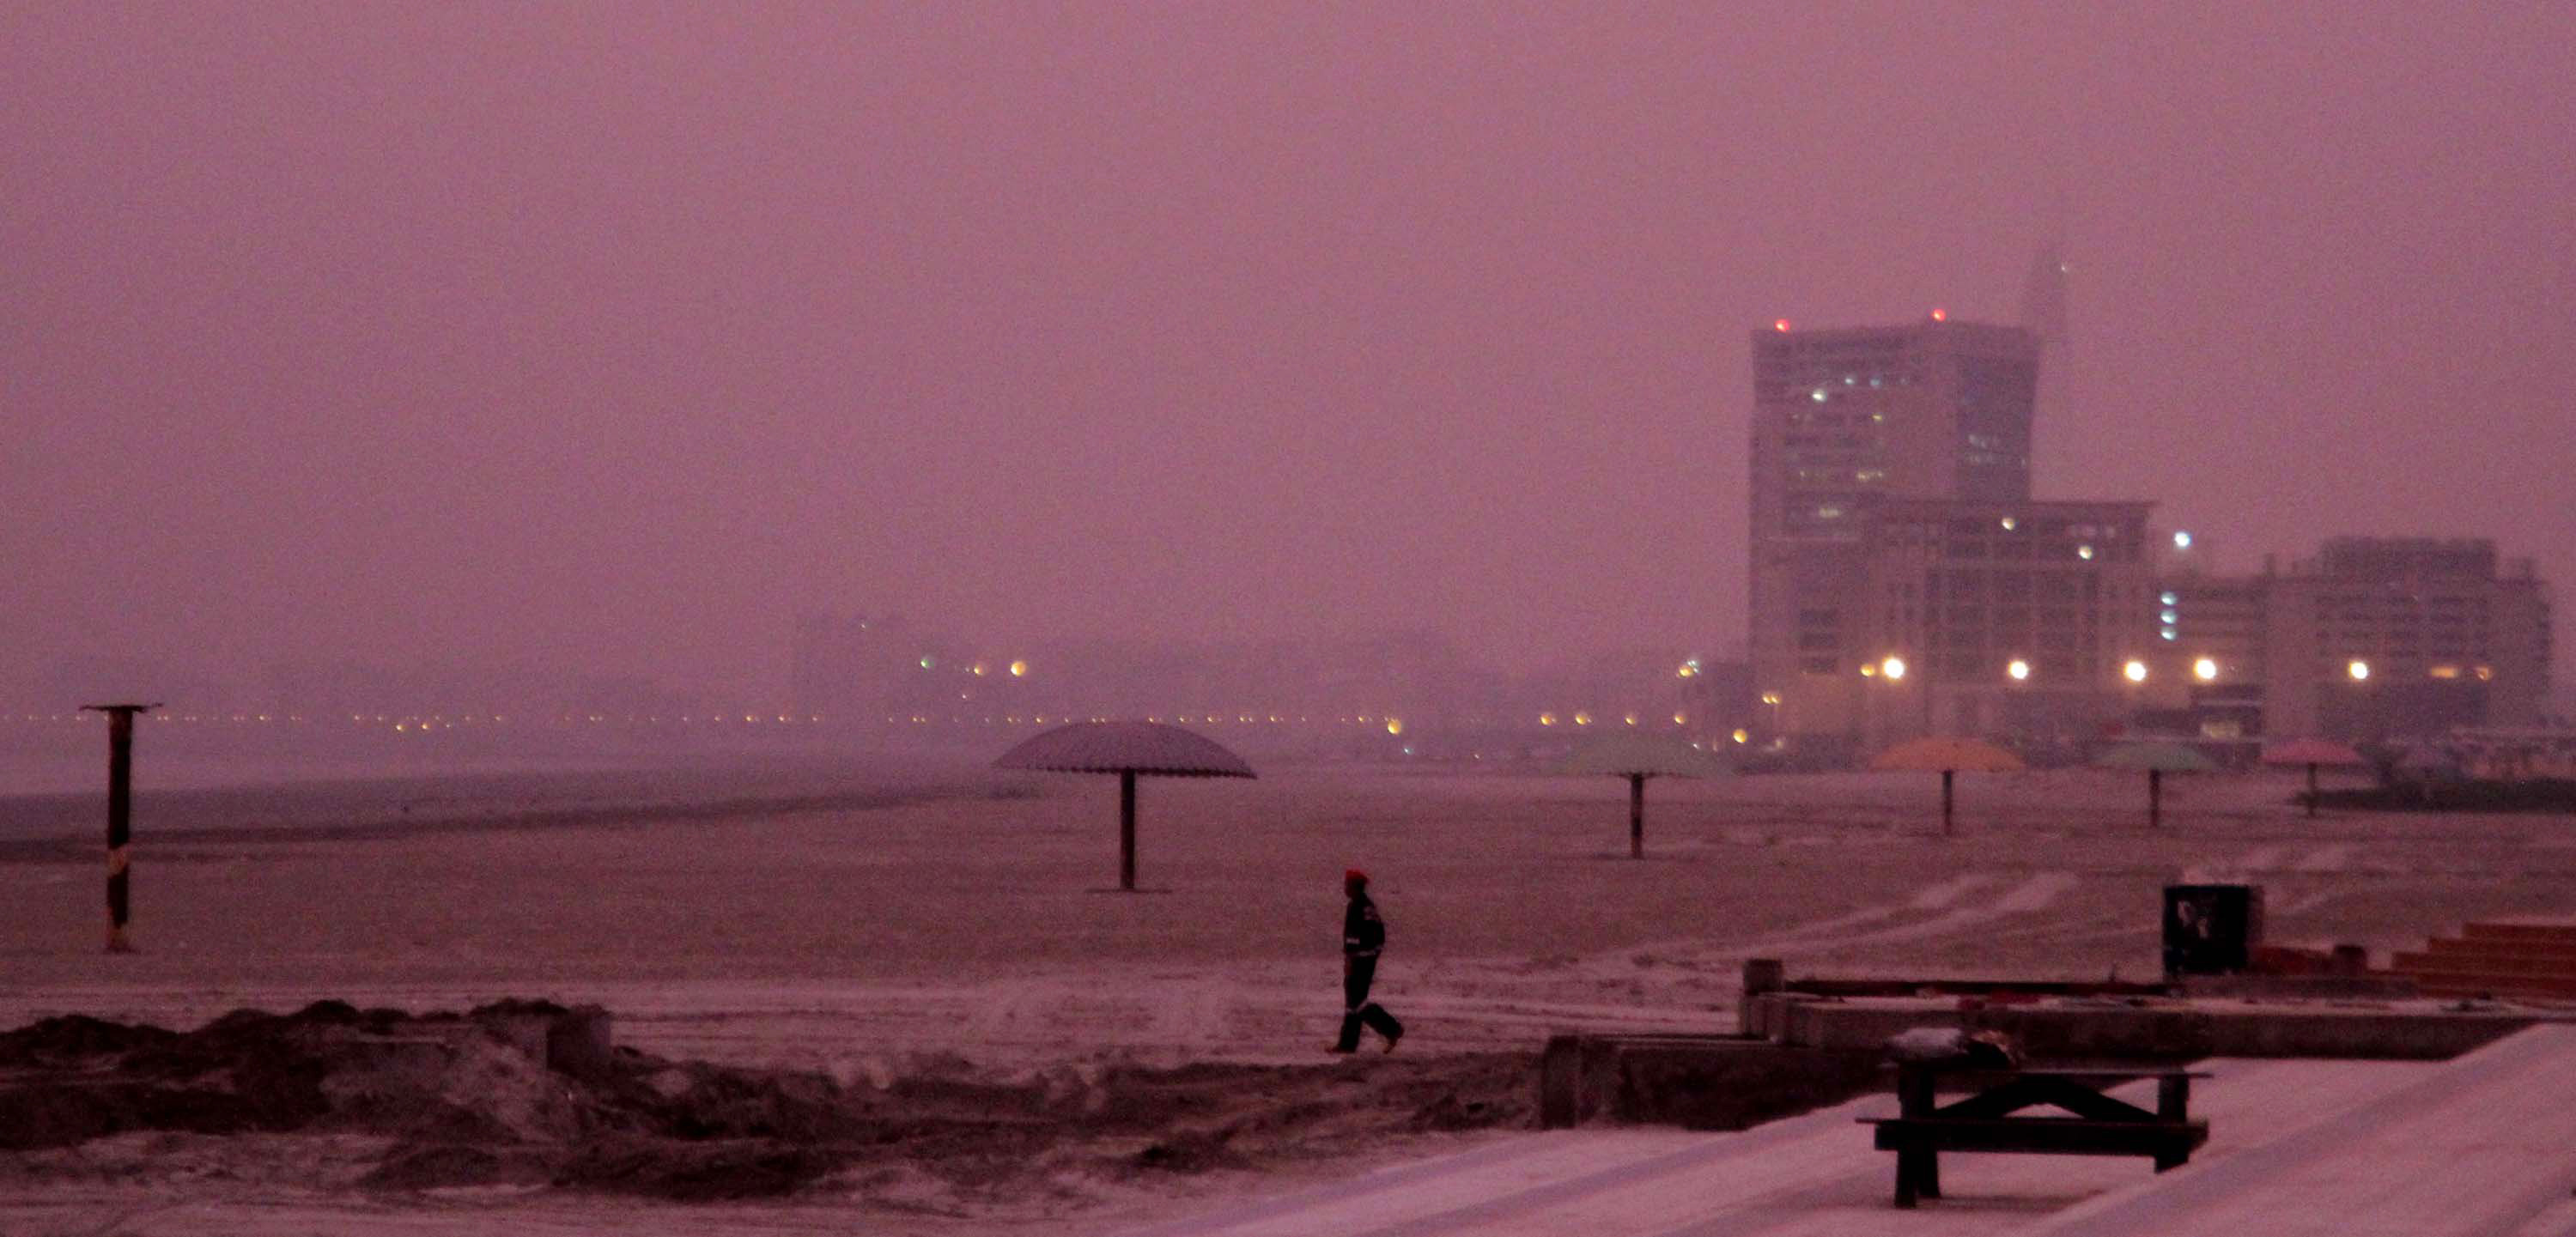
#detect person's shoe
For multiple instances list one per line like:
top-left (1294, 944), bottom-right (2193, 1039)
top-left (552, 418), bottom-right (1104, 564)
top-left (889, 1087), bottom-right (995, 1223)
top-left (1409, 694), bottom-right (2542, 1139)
top-left (1382, 1031), bottom-right (1402, 1054)
top-left (1327, 1044), bottom-right (1358, 1054)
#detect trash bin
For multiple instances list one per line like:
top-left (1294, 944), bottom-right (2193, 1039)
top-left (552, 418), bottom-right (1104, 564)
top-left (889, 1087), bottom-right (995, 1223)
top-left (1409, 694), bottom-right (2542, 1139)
top-left (2163, 884), bottom-right (2263, 977)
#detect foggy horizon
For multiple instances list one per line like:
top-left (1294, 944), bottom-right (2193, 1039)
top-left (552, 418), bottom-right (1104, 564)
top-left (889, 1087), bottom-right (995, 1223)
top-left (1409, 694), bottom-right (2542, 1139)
top-left (9, 3), bottom-right (2572, 704)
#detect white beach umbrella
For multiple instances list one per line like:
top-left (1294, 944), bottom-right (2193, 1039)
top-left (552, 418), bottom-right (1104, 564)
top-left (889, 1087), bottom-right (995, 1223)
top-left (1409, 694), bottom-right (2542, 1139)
top-left (1559, 733), bottom-right (1731, 859)
top-left (994, 721), bottom-right (1255, 891)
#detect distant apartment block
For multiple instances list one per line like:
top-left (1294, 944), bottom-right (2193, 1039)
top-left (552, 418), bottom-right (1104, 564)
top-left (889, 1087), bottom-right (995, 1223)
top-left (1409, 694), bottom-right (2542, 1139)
top-left (2157, 537), bottom-right (2554, 741)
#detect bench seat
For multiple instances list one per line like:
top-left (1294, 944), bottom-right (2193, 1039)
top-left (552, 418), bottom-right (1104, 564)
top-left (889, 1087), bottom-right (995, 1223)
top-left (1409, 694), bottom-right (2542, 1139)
top-left (1862, 1114), bottom-right (2208, 1158)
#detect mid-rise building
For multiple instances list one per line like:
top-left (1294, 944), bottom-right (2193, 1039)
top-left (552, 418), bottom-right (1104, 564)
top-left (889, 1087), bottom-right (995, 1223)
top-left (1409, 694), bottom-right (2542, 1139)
top-left (2154, 538), bottom-right (2553, 741)
top-left (1851, 498), bottom-right (2160, 746)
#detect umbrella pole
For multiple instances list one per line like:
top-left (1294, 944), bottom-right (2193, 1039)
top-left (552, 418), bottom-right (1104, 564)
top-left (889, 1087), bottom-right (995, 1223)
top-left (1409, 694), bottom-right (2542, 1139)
top-left (1119, 769), bottom-right (1137, 892)
top-left (1941, 769), bottom-right (1954, 836)
top-left (2305, 762), bottom-right (2319, 818)
top-left (2149, 768), bottom-right (2163, 829)
top-left (1629, 773), bottom-right (1645, 860)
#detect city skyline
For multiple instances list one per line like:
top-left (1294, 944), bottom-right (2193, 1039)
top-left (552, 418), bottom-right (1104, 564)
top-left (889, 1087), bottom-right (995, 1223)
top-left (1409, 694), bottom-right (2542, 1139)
top-left (9, 5), bottom-right (2572, 702)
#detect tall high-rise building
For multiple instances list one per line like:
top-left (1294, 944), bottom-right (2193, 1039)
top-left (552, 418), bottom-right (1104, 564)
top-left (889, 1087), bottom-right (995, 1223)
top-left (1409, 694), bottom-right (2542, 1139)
top-left (1747, 318), bottom-right (2043, 750)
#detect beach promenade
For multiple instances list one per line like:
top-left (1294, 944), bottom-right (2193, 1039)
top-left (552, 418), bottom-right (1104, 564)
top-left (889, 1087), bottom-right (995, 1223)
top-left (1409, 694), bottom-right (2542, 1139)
top-left (1127, 1027), bottom-right (2576, 1236)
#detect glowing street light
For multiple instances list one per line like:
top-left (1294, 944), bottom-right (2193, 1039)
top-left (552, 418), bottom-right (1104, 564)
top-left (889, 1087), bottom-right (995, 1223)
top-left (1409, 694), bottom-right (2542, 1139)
top-left (2348, 659), bottom-right (2371, 682)
top-left (2007, 658), bottom-right (2032, 682)
top-left (2193, 657), bottom-right (2219, 682)
top-left (1880, 656), bottom-right (1907, 682)
top-left (2123, 659), bottom-right (2149, 684)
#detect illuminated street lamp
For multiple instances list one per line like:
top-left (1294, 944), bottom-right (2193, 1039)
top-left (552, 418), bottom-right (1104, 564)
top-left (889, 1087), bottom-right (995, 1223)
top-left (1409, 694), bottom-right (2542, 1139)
top-left (2123, 659), bottom-right (2149, 684)
top-left (2007, 658), bottom-right (2032, 682)
top-left (1880, 656), bottom-right (1907, 682)
top-left (2347, 659), bottom-right (2371, 682)
top-left (2193, 657), bottom-right (2219, 682)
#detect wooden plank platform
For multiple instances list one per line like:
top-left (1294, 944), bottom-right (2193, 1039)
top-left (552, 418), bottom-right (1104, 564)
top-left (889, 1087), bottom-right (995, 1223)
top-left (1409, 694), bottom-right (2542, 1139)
top-left (2025, 1025), bottom-right (2576, 1236)
top-left (1126, 1025), bottom-right (2576, 1237)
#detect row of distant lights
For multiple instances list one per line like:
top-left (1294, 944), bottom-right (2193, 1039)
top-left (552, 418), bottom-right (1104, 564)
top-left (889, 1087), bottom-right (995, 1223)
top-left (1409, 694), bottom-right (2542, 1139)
top-left (1847, 652), bottom-right (2488, 686)
top-left (1864, 654), bottom-right (2154, 684)
top-left (1536, 712), bottom-right (1692, 728)
top-left (919, 658), bottom-right (1030, 677)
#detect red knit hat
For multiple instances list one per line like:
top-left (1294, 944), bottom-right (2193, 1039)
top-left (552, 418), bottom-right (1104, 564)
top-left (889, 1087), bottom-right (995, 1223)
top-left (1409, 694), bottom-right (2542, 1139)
top-left (1345, 868), bottom-right (1369, 884)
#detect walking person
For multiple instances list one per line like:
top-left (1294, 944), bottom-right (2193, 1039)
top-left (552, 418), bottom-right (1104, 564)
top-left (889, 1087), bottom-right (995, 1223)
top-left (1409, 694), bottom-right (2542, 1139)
top-left (1333, 868), bottom-right (1404, 1053)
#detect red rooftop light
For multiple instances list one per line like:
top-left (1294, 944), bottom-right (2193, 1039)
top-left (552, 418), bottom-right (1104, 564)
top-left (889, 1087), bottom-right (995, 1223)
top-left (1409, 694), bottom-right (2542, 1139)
top-left (1930, 307), bottom-right (1947, 322)
top-left (1772, 318), bottom-right (1791, 332)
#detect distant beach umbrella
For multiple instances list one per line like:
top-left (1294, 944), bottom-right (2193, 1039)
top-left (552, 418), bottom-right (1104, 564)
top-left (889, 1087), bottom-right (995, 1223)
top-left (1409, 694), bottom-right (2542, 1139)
top-left (2392, 743), bottom-right (2467, 807)
top-left (2261, 737), bottom-right (2366, 818)
top-left (1869, 737), bottom-right (2025, 836)
top-left (993, 721), bottom-right (1255, 891)
top-left (2093, 741), bottom-right (2219, 829)
top-left (1558, 733), bottom-right (1731, 859)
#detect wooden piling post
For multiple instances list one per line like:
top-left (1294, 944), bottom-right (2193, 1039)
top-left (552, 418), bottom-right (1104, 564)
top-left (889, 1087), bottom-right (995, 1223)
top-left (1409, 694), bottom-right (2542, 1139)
top-left (81, 702), bottom-right (159, 954)
top-left (1628, 773), bottom-right (1645, 859)
top-left (1118, 768), bottom-right (1138, 891)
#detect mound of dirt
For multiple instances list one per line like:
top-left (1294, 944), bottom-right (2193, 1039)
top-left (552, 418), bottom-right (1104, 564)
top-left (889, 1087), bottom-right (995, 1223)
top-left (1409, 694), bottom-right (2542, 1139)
top-left (0, 1001), bottom-right (1532, 1203)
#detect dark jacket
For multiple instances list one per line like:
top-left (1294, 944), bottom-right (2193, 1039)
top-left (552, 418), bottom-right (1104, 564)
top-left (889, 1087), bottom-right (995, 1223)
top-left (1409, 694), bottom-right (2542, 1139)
top-left (1344, 891), bottom-right (1385, 958)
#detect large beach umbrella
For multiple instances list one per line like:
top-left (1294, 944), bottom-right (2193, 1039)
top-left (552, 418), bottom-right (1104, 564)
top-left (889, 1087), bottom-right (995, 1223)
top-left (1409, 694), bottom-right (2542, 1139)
top-left (2261, 737), bottom-right (2366, 818)
top-left (1558, 733), bottom-right (1732, 859)
top-left (2093, 741), bottom-right (2219, 829)
top-left (994, 721), bottom-right (1255, 891)
top-left (1870, 737), bottom-right (2025, 835)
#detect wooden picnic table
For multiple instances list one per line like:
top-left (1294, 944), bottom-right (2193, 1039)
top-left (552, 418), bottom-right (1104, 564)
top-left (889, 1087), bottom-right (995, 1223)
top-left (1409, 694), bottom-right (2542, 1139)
top-left (1859, 1065), bottom-right (2212, 1208)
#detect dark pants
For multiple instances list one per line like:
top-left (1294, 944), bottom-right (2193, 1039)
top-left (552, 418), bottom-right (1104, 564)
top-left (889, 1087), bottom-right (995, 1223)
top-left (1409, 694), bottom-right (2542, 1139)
top-left (1337, 955), bottom-right (1403, 1050)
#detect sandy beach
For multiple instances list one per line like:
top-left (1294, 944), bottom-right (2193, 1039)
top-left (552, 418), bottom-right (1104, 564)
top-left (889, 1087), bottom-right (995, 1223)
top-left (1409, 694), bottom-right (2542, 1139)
top-left (4, 758), bottom-right (2573, 1234)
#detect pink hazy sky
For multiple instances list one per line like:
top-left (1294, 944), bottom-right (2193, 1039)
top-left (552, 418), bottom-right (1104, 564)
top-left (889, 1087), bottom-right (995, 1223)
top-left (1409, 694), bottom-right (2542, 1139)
top-left (6, 3), bottom-right (2571, 698)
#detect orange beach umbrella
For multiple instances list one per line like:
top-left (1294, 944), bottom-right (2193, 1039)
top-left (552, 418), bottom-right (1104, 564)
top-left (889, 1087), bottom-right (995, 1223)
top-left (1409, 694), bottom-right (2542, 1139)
top-left (1871, 737), bottom-right (2025, 835)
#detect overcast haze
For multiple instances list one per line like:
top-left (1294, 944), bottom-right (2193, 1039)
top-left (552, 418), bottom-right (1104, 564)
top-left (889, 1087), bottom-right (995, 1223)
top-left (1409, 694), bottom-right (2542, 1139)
top-left (7, 2), bottom-right (2571, 701)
